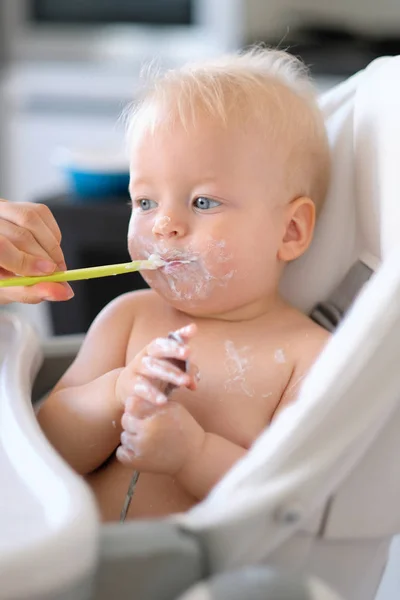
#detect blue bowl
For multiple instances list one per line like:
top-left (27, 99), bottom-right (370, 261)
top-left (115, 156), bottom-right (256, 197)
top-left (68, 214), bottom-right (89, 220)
top-left (55, 148), bottom-right (130, 202)
top-left (64, 168), bottom-right (130, 201)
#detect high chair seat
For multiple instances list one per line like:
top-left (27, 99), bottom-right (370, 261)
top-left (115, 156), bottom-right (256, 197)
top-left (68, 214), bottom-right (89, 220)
top-left (2, 55), bottom-right (400, 600)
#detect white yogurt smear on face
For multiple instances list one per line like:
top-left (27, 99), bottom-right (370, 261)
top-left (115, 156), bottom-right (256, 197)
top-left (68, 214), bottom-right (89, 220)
top-left (148, 253), bottom-right (168, 268)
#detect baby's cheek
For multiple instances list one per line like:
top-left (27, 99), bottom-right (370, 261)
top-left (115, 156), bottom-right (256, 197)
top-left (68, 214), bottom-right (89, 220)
top-left (127, 215), bottom-right (151, 257)
top-left (127, 231), bottom-right (150, 261)
top-left (127, 220), bottom-right (139, 256)
top-left (127, 236), bottom-right (137, 259)
top-left (202, 238), bottom-right (236, 281)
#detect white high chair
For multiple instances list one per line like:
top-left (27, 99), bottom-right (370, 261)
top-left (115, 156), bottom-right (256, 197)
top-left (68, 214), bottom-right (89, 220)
top-left (2, 55), bottom-right (400, 600)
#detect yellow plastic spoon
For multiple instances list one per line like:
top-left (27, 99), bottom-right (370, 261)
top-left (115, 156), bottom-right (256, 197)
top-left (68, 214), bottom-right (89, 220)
top-left (0, 255), bottom-right (165, 288)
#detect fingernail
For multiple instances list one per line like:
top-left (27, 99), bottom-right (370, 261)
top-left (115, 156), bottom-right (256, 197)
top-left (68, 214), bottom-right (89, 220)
top-left (44, 283), bottom-right (74, 302)
top-left (179, 375), bottom-right (189, 385)
top-left (57, 261), bottom-right (67, 271)
top-left (122, 413), bottom-right (136, 431)
top-left (120, 431), bottom-right (130, 447)
top-left (63, 283), bottom-right (74, 299)
top-left (35, 259), bottom-right (56, 274)
top-left (133, 382), bottom-right (147, 395)
top-left (156, 393), bottom-right (167, 405)
top-left (180, 324), bottom-right (194, 334)
top-left (117, 446), bottom-right (135, 463)
top-left (124, 396), bottom-right (134, 411)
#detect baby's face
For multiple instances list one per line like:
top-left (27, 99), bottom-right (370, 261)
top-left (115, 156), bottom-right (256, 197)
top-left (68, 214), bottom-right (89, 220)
top-left (128, 112), bottom-right (288, 318)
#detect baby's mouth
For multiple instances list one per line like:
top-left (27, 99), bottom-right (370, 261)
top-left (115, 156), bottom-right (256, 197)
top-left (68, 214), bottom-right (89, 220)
top-left (161, 257), bottom-right (197, 273)
top-left (150, 251), bottom-right (198, 268)
top-left (164, 258), bottom-right (193, 265)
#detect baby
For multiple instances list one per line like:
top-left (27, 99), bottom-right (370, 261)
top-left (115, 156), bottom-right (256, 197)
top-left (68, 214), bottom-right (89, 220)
top-left (37, 47), bottom-right (331, 522)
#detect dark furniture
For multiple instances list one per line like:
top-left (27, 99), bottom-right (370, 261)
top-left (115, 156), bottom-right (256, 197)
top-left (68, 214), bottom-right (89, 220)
top-left (40, 195), bottom-right (148, 335)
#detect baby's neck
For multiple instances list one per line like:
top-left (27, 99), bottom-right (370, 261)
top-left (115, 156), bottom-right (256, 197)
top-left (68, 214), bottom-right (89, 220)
top-left (183, 293), bottom-right (288, 323)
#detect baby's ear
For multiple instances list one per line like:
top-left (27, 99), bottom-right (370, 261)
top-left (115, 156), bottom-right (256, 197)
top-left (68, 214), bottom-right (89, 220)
top-left (277, 196), bottom-right (315, 263)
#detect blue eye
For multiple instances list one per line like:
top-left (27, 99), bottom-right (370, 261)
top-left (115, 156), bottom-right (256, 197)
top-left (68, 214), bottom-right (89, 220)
top-left (138, 198), bottom-right (157, 211)
top-left (193, 196), bottom-right (221, 211)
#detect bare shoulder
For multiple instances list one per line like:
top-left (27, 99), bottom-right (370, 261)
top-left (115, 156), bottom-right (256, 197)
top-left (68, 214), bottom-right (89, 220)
top-left (273, 309), bottom-right (331, 417)
top-left (54, 288), bottom-right (160, 390)
top-left (94, 287), bottom-right (159, 323)
top-left (289, 311), bottom-right (331, 364)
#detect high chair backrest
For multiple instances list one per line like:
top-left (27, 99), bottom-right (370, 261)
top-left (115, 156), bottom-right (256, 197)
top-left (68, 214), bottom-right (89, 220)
top-left (280, 57), bottom-right (398, 312)
top-left (178, 56), bottom-right (400, 600)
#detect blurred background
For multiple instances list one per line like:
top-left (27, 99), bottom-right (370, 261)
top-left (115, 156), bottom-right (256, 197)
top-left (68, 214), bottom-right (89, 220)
top-left (0, 0), bottom-right (400, 338)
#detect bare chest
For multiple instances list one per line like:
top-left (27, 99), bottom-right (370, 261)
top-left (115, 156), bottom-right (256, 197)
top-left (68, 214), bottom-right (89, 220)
top-left (127, 320), bottom-right (293, 448)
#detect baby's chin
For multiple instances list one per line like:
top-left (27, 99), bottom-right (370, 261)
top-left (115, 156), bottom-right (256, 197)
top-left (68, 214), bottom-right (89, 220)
top-left (142, 264), bottom-right (234, 314)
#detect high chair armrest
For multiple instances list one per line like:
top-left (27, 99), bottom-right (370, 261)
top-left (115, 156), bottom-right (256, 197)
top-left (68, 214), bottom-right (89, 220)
top-left (32, 333), bottom-right (84, 403)
top-left (0, 313), bottom-right (98, 600)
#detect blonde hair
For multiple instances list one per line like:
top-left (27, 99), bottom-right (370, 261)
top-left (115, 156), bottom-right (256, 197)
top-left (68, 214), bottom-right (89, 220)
top-left (125, 46), bottom-right (330, 212)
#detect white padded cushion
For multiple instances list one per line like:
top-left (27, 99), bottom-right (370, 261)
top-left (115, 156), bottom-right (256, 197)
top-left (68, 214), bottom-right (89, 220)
top-left (353, 56), bottom-right (400, 260)
top-left (280, 56), bottom-right (398, 314)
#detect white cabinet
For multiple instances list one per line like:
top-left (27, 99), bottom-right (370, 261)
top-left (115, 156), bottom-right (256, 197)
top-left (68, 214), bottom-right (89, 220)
top-left (1, 62), bottom-right (136, 202)
top-left (4, 105), bottom-right (127, 203)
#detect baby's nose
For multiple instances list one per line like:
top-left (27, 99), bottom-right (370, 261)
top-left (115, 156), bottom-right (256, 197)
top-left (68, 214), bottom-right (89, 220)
top-left (152, 214), bottom-right (185, 238)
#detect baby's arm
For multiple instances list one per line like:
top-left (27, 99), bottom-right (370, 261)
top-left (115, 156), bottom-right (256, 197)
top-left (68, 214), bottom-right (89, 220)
top-left (176, 433), bottom-right (247, 500)
top-left (37, 292), bottom-right (139, 475)
top-left (272, 324), bottom-right (331, 419)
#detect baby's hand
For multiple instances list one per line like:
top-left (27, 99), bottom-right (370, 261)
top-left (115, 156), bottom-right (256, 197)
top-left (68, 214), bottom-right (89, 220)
top-left (115, 324), bottom-right (204, 474)
top-left (0, 199), bottom-right (73, 304)
top-left (115, 324), bottom-right (198, 406)
top-left (116, 394), bottom-right (205, 475)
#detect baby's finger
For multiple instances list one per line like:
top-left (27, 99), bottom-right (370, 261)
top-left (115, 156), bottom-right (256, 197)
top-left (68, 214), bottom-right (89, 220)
top-left (186, 363), bottom-right (200, 391)
top-left (173, 323), bottom-right (197, 342)
top-left (131, 376), bottom-right (168, 405)
top-left (123, 396), bottom-right (158, 423)
top-left (120, 430), bottom-right (139, 451)
top-left (146, 337), bottom-right (190, 361)
top-left (139, 356), bottom-right (190, 388)
top-left (116, 445), bottom-right (137, 468)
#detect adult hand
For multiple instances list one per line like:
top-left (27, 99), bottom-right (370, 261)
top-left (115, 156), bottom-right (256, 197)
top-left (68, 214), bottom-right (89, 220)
top-left (0, 199), bottom-right (74, 304)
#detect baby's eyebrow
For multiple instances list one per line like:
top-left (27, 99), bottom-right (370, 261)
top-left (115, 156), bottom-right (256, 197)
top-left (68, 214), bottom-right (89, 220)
top-left (128, 178), bottom-right (153, 198)
top-left (129, 174), bottom-right (153, 188)
top-left (193, 175), bottom-right (218, 185)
